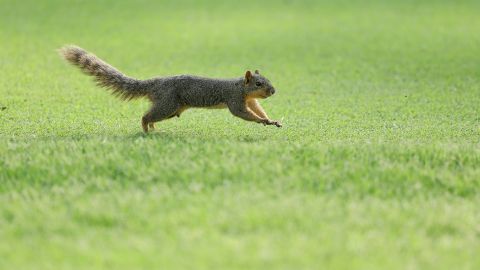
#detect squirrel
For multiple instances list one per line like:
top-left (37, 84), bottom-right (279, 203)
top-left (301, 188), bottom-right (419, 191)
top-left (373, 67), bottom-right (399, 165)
top-left (59, 45), bottom-right (282, 132)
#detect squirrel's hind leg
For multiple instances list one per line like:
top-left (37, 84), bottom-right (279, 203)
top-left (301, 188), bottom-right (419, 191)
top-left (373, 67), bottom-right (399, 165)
top-left (142, 117), bottom-right (150, 132)
top-left (142, 101), bottom-right (180, 132)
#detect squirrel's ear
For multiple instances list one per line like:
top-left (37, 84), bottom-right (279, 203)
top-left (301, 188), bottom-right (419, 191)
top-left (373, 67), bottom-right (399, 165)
top-left (255, 70), bottom-right (260, 74)
top-left (244, 70), bottom-right (252, 84)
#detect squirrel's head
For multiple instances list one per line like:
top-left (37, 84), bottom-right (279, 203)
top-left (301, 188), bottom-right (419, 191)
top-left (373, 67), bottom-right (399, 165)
top-left (243, 70), bottom-right (276, 99)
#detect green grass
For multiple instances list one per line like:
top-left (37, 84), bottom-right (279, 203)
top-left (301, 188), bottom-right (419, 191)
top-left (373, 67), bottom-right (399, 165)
top-left (1, 0), bottom-right (480, 269)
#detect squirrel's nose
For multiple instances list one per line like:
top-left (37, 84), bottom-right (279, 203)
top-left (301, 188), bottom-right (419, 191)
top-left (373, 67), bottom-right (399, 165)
top-left (271, 88), bottom-right (276, 95)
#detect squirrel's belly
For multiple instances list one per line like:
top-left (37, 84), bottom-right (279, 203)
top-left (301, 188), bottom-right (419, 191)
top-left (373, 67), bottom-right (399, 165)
top-left (204, 103), bottom-right (227, 109)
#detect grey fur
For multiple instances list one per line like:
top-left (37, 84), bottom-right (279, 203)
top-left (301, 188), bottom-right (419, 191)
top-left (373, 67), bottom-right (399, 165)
top-left (60, 45), bottom-right (281, 132)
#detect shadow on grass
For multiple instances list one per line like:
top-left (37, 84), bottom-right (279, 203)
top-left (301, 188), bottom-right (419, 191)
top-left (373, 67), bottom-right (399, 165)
top-left (5, 128), bottom-right (271, 144)
top-left (127, 130), bottom-right (270, 143)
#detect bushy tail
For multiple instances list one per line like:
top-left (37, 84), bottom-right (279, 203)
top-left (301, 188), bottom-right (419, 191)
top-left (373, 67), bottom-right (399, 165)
top-left (59, 45), bottom-right (150, 100)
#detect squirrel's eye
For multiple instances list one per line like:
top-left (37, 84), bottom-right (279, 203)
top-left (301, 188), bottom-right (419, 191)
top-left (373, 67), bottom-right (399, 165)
top-left (255, 82), bottom-right (262, 87)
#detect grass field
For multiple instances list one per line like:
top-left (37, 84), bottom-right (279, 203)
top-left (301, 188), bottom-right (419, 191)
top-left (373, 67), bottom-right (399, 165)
top-left (1, 0), bottom-right (480, 269)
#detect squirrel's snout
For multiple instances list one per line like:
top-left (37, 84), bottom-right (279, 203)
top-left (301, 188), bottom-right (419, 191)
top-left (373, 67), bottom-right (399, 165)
top-left (270, 88), bottom-right (276, 95)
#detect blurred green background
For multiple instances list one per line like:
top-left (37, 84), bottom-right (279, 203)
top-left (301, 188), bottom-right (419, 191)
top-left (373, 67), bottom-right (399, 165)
top-left (1, 0), bottom-right (480, 269)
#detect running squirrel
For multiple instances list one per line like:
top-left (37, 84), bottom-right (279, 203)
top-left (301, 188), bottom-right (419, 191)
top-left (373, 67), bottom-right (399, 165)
top-left (60, 45), bottom-right (282, 132)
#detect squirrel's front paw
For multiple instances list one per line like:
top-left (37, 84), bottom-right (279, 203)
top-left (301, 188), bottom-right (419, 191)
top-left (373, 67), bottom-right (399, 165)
top-left (261, 119), bottom-right (271, 126)
top-left (262, 119), bottom-right (282, 128)
top-left (271, 120), bottom-right (282, 128)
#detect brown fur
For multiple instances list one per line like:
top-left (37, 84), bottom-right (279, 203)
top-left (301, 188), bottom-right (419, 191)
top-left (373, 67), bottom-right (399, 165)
top-left (245, 88), bottom-right (269, 99)
top-left (246, 99), bottom-right (269, 119)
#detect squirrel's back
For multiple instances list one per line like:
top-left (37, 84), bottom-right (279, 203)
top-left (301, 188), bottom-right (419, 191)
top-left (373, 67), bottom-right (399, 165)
top-left (159, 75), bottom-right (240, 107)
